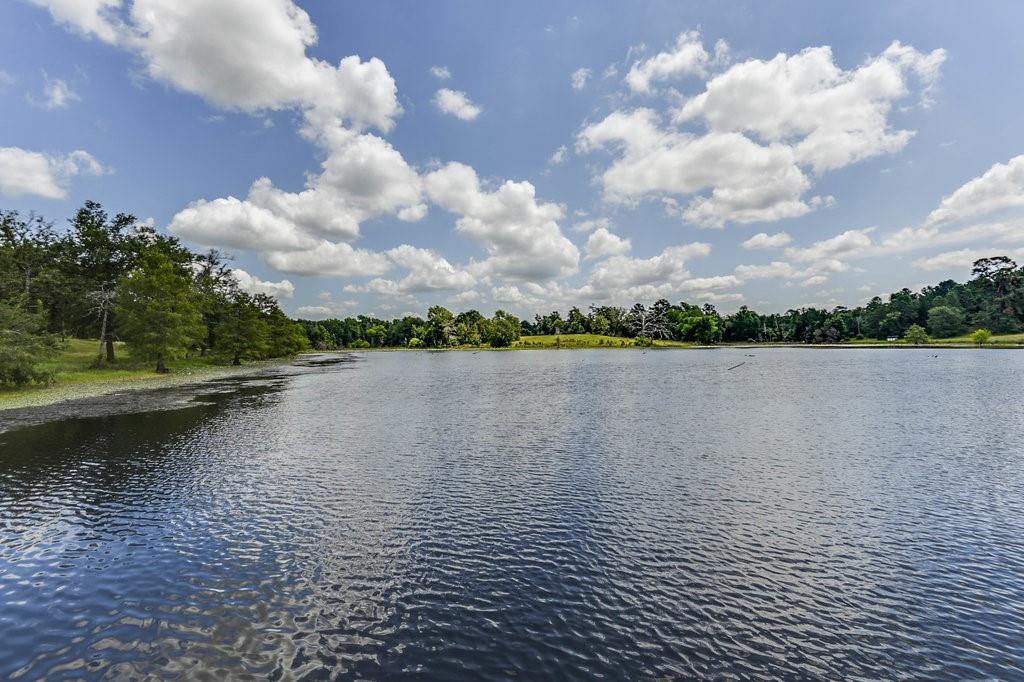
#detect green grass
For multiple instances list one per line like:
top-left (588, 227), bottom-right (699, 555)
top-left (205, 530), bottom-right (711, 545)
top-left (1, 338), bottom-right (225, 399)
top-left (513, 333), bottom-right (696, 349)
top-left (840, 332), bottom-right (1024, 346)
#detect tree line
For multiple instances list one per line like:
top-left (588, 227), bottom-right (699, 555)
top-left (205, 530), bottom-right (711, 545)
top-left (300, 256), bottom-right (1022, 349)
top-left (1, 201), bottom-right (307, 386)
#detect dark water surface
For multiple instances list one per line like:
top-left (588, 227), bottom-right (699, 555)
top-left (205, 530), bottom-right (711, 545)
top-left (2, 349), bottom-right (1023, 680)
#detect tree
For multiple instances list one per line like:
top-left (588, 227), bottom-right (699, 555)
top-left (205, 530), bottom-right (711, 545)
top-left (115, 252), bottom-right (203, 372)
top-left (0, 299), bottom-right (58, 386)
top-left (427, 306), bottom-right (456, 346)
top-left (484, 310), bottom-right (521, 347)
top-left (903, 324), bottom-right (929, 345)
top-left (971, 328), bottom-right (992, 346)
top-left (216, 293), bottom-right (270, 364)
top-left (927, 305), bottom-right (965, 338)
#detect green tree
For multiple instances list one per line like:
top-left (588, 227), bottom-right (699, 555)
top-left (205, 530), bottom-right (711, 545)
top-left (0, 299), bottom-right (58, 386)
top-left (927, 305), bottom-right (965, 338)
top-left (903, 324), bottom-right (929, 345)
top-left (971, 328), bottom-right (992, 346)
top-left (484, 310), bottom-right (520, 347)
top-left (427, 306), bottom-right (456, 346)
top-left (115, 252), bottom-right (203, 372)
top-left (216, 293), bottom-right (270, 364)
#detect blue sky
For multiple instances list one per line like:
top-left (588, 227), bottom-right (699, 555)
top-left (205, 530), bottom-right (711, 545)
top-left (2, 1), bottom-right (1023, 319)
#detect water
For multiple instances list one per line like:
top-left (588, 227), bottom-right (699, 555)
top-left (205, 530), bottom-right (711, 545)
top-left (2, 348), bottom-right (1023, 680)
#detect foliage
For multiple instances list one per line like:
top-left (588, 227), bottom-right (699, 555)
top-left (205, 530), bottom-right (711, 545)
top-left (927, 305), bottom-right (965, 338)
top-left (116, 252), bottom-right (204, 372)
top-left (903, 324), bottom-right (929, 345)
top-left (0, 299), bottom-right (58, 386)
top-left (0, 203), bottom-right (310, 381)
top-left (971, 328), bottom-right (993, 346)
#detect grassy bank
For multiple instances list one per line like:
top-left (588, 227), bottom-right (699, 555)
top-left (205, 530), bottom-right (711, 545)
top-left (0, 338), bottom-right (283, 409)
top-left (513, 334), bottom-right (696, 349)
top-left (839, 332), bottom-right (1024, 347)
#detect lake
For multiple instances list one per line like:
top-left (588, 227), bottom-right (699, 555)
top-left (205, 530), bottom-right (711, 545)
top-left (2, 348), bottom-right (1023, 679)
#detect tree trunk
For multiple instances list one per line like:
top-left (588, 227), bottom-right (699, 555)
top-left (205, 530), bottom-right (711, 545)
top-left (232, 352), bottom-right (241, 366)
top-left (156, 355), bottom-right (168, 373)
top-left (106, 337), bottom-right (115, 363)
top-left (97, 305), bottom-right (108, 362)
top-left (24, 268), bottom-right (31, 298)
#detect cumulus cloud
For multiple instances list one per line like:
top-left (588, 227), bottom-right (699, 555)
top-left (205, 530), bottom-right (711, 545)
top-left (429, 65), bottom-right (451, 80)
top-left (913, 247), bottom-right (1024, 272)
top-left (785, 228), bottom-right (875, 262)
top-left (169, 130), bottom-right (424, 265)
top-left (675, 41), bottom-right (946, 173)
top-left (345, 245), bottom-right (474, 295)
top-left (925, 155), bottom-right (1024, 226)
top-left (580, 242), bottom-right (711, 300)
top-left (28, 0), bottom-right (124, 43)
top-left (585, 227), bottom-right (631, 259)
top-left (571, 67), bottom-right (591, 91)
top-left (625, 30), bottom-right (708, 94)
top-left (548, 145), bottom-right (568, 165)
top-left (571, 217), bottom-right (611, 234)
top-left (581, 39), bottom-right (943, 228)
top-left (742, 232), bottom-right (792, 249)
top-left (579, 108), bottom-right (820, 227)
top-left (424, 162), bottom-right (580, 280)
top-left (433, 88), bottom-right (481, 120)
top-left (0, 147), bottom-right (108, 199)
top-left (264, 241), bottom-right (392, 277)
top-left (231, 268), bottom-right (295, 299)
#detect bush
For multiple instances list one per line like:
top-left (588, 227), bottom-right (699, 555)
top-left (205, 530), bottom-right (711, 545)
top-left (348, 339), bottom-right (371, 348)
top-left (0, 300), bottom-right (58, 387)
top-left (971, 328), bottom-right (992, 346)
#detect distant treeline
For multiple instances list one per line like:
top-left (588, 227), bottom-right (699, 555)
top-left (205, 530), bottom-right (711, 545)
top-left (301, 256), bottom-right (1023, 348)
top-left (1, 202), bottom-right (307, 385)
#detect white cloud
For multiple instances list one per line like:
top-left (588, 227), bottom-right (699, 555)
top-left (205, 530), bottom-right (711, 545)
top-left (231, 268), bottom-right (295, 299)
top-left (296, 305), bottom-right (333, 319)
top-left (676, 41), bottom-right (946, 173)
top-left (549, 145), bottom-right (568, 165)
top-left (0, 147), bottom-right (108, 199)
top-left (585, 227), bottom-right (631, 259)
top-left (800, 275), bottom-right (828, 287)
top-left (32, 75), bottom-right (80, 109)
top-left (785, 228), bottom-right (874, 262)
top-left (678, 275), bottom-right (742, 291)
top-left (580, 242), bottom-right (711, 300)
top-left (345, 245), bottom-right (474, 295)
top-left (925, 155), bottom-right (1024, 226)
top-left (571, 67), bottom-right (591, 91)
top-left (571, 217), bottom-right (611, 234)
top-left (579, 108), bottom-right (819, 227)
top-left (625, 30), bottom-right (708, 94)
top-left (169, 129), bottom-right (424, 271)
top-left (742, 232), bottom-right (792, 249)
top-left (582, 39), bottom-right (942, 228)
top-left (433, 88), bottom-right (481, 120)
top-left (264, 241), bottom-right (392, 277)
top-left (448, 290), bottom-right (480, 306)
top-left (31, 0), bottom-right (402, 138)
top-left (0, 70), bottom-right (14, 87)
top-left (424, 162), bottom-right (580, 280)
top-left (429, 65), bottom-right (451, 80)
top-left (734, 261), bottom-right (799, 280)
top-left (28, 0), bottom-right (123, 44)
top-left (912, 247), bottom-right (1024, 272)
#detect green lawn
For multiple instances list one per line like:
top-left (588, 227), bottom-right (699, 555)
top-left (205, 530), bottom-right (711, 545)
top-left (1, 338), bottom-right (224, 398)
top-left (514, 333), bottom-right (696, 349)
top-left (843, 332), bottom-right (1024, 346)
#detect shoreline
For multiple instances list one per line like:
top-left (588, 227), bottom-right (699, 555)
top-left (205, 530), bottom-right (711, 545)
top-left (0, 358), bottom-right (293, 413)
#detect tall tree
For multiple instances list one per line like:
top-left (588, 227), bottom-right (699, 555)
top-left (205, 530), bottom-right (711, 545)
top-left (115, 252), bottom-right (203, 372)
